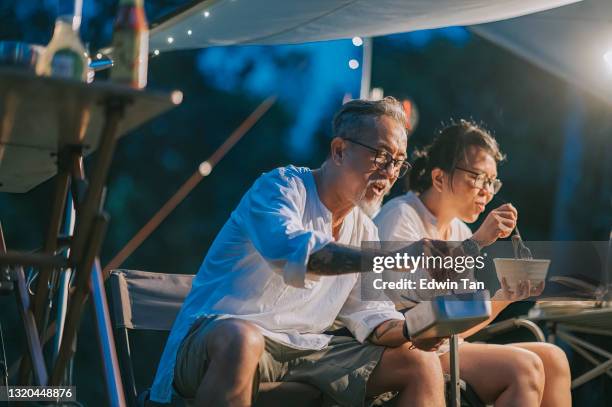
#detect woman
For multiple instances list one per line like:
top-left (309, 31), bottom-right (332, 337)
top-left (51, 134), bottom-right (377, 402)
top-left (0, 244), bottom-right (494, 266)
top-left (374, 120), bottom-right (571, 407)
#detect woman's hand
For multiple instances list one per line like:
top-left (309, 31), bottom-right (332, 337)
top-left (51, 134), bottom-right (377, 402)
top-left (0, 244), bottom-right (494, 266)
top-left (493, 277), bottom-right (545, 302)
top-left (472, 203), bottom-right (518, 247)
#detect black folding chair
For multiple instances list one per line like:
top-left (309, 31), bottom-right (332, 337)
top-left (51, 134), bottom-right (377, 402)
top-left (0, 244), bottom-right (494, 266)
top-left (109, 269), bottom-right (322, 407)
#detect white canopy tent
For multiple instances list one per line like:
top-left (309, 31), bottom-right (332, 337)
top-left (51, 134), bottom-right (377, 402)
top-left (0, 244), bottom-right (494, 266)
top-left (150, 0), bottom-right (580, 49)
top-left (146, 0), bottom-right (612, 105)
top-left (472, 0), bottom-right (612, 106)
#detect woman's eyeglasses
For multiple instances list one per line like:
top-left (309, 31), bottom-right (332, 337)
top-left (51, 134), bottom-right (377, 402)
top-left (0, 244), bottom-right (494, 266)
top-left (455, 166), bottom-right (502, 194)
top-left (344, 138), bottom-right (411, 178)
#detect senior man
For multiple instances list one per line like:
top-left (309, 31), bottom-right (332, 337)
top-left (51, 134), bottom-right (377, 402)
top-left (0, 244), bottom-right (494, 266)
top-left (150, 97), bottom-right (445, 407)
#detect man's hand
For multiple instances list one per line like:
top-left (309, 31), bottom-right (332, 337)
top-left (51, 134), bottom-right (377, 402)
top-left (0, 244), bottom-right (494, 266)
top-left (411, 336), bottom-right (446, 352)
top-left (472, 203), bottom-right (518, 247)
top-left (368, 319), bottom-right (446, 351)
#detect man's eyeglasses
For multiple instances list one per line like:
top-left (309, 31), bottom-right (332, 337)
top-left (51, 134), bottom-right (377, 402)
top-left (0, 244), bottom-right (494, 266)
top-left (344, 138), bottom-right (411, 178)
top-left (455, 166), bottom-right (503, 194)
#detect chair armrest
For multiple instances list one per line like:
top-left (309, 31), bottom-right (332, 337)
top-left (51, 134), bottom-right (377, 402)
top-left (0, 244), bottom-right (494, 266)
top-left (467, 318), bottom-right (545, 342)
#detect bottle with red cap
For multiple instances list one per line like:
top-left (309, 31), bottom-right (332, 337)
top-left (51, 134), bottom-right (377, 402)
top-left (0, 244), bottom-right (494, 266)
top-left (110, 0), bottom-right (148, 88)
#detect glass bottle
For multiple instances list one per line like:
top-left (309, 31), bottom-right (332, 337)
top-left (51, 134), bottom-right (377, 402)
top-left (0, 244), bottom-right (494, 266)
top-left (110, 0), bottom-right (149, 89)
top-left (36, 13), bottom-right (88, 81)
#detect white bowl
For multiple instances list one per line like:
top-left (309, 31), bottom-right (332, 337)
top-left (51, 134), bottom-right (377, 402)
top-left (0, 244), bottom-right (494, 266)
top-left (493, 258), bottom-right (550, 290)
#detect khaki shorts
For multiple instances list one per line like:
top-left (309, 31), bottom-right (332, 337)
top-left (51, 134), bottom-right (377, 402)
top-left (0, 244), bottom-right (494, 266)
top-left (173, 316), bottom-right (387, 407)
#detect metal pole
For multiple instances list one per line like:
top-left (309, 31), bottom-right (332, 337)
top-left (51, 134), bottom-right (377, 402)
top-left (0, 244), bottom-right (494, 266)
top-left (449, 334), bottom-right (460, 407)
top-left (359, 37), bottom-right (372, 100)
top-left (557, 330), bottom-right (612, 388)
top-left (53, 193), bottom-right (75, 365)
top-left (0, 253), bottom-right (68, 268)
top-left (557, 330), bottom-right (612, 359)
top-left (563, 336), bottom-right (612, 381)
top-left (572, 359), bottom-right (612, 388)
top-left (14, 266), bottom-right (48, 385)
top-left (91, 259), bottom-right (126, 407)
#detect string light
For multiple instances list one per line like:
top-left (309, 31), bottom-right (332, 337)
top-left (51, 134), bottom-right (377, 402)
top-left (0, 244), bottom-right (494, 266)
top-left (199, 161), bottom-right (212, 176)
top-left (604, 50), bottom-right (612, 70)
top-left (96, 53), bottom-right (103, 59)
top-left (352, 37), bottom-right (363, 47)
top-left (154, 49), bottom-right (160, 56)
top-left (204, 10), bottom-right (210, 18)
top-left (348, 59), bottom-right (359, 69)
top-left (167, 36), bottom-right (174, 44)
top-left (187, 29), bottom-right (193, 36)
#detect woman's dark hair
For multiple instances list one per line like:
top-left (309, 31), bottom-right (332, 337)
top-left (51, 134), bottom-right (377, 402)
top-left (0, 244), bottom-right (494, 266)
top-left (407, 119), bottom-right (505, 193)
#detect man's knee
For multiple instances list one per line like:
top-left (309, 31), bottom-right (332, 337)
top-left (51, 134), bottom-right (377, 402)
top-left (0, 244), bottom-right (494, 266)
top-left (395, 344), bottom-right (444, 383)
top-left (207, 319), bottom-right (265, 365)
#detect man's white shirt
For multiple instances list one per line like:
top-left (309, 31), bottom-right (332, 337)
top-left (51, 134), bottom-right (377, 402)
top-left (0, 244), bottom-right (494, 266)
top-left (150, 166), bottom-right (403, 403)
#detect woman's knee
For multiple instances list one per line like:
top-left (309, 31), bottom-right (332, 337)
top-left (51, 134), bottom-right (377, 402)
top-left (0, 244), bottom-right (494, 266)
top-left (532, 343), bottom-right (571, 380)
top-left (511, 350), bottom-right (546, 396)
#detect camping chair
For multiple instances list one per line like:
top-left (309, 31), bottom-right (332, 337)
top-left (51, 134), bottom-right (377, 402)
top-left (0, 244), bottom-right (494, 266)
top-left (109, 269), bottom-right (322, 407)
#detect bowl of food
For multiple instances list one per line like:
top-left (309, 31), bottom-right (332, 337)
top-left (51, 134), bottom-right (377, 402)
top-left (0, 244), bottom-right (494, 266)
top-left (493, 258), bottom-right (550, 290)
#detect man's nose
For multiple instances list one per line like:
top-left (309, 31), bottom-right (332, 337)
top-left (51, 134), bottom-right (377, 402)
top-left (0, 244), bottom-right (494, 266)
top-left (380, 162), bottom-right (399, 179)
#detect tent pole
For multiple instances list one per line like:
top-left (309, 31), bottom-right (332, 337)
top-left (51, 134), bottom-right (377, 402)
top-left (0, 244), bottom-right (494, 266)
top-left (360, 37), bottom-right (373, 99)
top-left (102, 96), bottom-right (277, 276)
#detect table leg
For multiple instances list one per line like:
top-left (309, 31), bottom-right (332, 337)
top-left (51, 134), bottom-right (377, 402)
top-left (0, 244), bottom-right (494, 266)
top-left (14, 266), bottom-right (48, 385)
top-left (23, 145), bottom-right (81, 384)
top-left (50, 97), bottom-right (127, 407)
top-left (50, 213), bottom-right (108, 385)
top-left (32, 169), bottom-right (69, 331)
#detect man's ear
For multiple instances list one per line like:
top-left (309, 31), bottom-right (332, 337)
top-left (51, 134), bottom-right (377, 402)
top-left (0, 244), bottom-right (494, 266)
top-left (431, 168), bottom-right (445, 192)
top-left (330, 137), bottom-right (345, 165)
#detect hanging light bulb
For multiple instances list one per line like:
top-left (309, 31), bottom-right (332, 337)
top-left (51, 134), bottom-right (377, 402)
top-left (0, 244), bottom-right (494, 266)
top-left (348, 59), bottom-right (359, 69)
top-left (352, 37), bottom-right (363, 47)
top-left (167, 36), bottom-right (174, 44)
top-left (604, 50), bottom-right (612, 70)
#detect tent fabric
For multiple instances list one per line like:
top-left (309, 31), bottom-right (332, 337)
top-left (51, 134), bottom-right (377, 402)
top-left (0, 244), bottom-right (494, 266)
top-left (471, 0), bottom-right (612, 105)
top-left (110, 269), bottom-right (194, 331)
top-left (150, 0), bottom-right (580, 51)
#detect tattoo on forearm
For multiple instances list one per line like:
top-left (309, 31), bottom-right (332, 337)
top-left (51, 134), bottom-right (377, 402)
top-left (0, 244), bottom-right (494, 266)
top-left (307, 243), bottom-right (365, 275)
top-left (372, 320), bottom-right (402, 341)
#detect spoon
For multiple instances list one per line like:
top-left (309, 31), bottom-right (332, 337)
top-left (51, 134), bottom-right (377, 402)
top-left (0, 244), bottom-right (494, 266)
top-left (492, 196), bottom-right (533, 260)
top-left (511, 226), bottom-right (533, 260)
